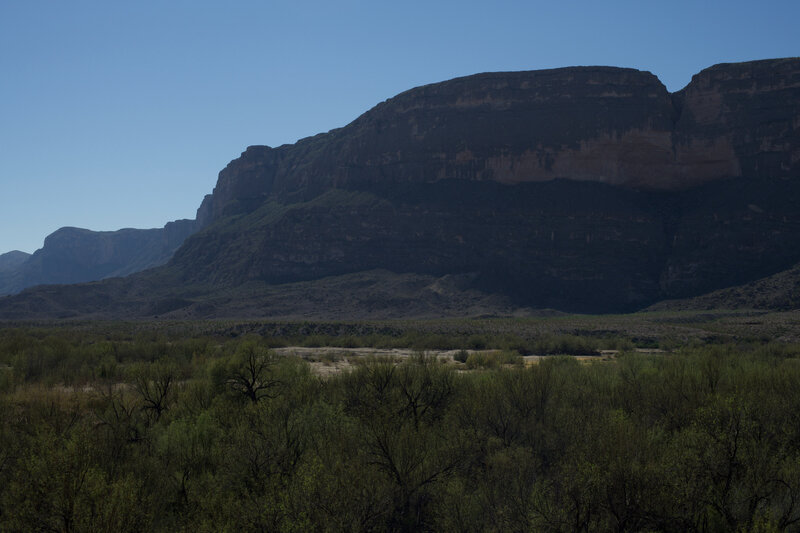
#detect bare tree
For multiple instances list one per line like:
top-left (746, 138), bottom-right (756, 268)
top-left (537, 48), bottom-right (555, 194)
top-left (131, 360), bottom-right (176, 421)
top-left (228, 343), bottom-right (281, 403)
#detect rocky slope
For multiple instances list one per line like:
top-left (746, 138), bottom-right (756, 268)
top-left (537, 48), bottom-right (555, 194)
top-left (1, 58), bottom-right (798, 319)
top-left (649, 261), bottom-right (800, 312)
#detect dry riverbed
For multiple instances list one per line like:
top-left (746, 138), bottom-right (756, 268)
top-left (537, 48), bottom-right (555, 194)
top-left (271, 346), bottom-right (655, 376)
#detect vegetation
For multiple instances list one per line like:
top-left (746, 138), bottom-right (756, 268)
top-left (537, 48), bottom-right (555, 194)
top-left (2, 320), bottom-right (800, 531)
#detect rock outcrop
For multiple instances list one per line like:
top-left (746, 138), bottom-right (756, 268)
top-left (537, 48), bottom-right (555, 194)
top-left (2, 58), bottom-right (799, 318)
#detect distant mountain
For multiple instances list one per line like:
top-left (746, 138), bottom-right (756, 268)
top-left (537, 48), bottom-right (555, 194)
top-left (0, 213), bottom-right (207, 297)
top-left (1, 58), bottom-right (798, 319)
top-left (0, 251), bottom-right (30, 274)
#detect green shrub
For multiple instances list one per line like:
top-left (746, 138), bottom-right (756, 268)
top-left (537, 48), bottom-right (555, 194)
top-left (465, 350), bottom-right (522, 369)
top-left (467, 335), bottom-right (489, 350)
top-left (454, 349), bottom-right (469, 364)
top-left (532, 334), bottom-right (599, 355)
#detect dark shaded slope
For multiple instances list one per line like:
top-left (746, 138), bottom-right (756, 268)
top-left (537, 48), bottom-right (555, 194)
top-left (169, 174), bottom-right (800, 314)
top-left (649, 261), bottom-right (800, 312)
top-left (173, 180), bottom-right (666, 312)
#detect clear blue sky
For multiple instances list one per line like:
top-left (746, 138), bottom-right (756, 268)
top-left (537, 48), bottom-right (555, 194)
top-left (1, 0), bottom-right (798, 254)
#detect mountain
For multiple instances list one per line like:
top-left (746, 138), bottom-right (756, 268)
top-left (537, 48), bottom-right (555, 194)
top-left (0, 215), bottom-right (206, 297)
top-left (1, 58), bottom-right (798, 319)
top-left (0, 251), bottom-right (30, 274)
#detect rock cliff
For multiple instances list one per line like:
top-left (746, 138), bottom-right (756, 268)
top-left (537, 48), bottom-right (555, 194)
top-left (205, 59), bottom-right (799, 220)
top-left (174, 58), bottom-right (800, 313)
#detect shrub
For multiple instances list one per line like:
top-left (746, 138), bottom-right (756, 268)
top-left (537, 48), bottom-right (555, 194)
top-left (465, 350), bottom-right (522, 369)
top-left (0, 365), bottom-right (13, 393)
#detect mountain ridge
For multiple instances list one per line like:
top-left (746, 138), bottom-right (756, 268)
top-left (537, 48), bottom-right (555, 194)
top-left (1, 58), bottom-right (799, 319)
top-left (0, 216), bottom-right (204, 297)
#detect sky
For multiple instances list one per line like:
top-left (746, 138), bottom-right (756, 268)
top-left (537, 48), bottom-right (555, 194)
top-left (1, 0), bottom-right (798, 254)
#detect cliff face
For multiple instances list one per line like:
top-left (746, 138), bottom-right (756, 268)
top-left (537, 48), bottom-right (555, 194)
top-left (675, 58), bottom-right (800, 181)
top-left (206, 59), bottom-right (800, 221)
top-left (2, 58), bottom-right (799, 317)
